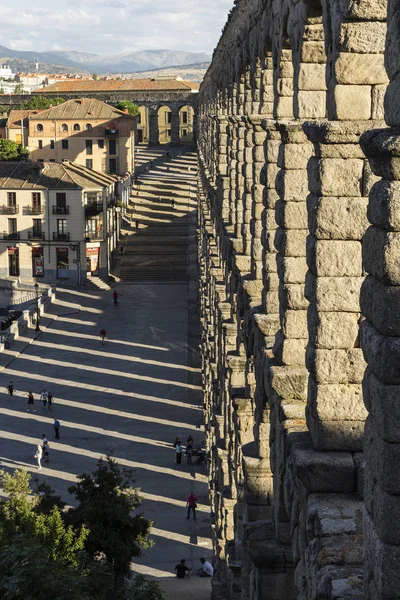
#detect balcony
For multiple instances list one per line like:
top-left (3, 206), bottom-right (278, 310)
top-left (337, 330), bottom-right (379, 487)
top-left (85, 203), bottom-right (103, 216)
top-left (85, 229), bottom-right (104, 242)
top-left (1, 232), bottom-right (20, 240)
top-left (53, 232), bottom-right (70, 241)
top-left (28, 231), bottom-right (45, 241)
top-left (52, 205), bottom-right (69, 215)
top-left (24, 205), bottom-right (44, 215)
top-left (105, 128), bottom-right (119, 137)
top-left (0, 205), bottom-right (19, 214)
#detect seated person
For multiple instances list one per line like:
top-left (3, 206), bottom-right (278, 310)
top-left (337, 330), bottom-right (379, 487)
top-left (198, 557), bottom-right (214, 577)
top-left (175, 558), bottom-right (191, 579)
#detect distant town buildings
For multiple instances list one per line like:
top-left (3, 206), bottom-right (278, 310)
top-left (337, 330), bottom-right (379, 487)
top-left (0, 65), bottom-right (15, 80)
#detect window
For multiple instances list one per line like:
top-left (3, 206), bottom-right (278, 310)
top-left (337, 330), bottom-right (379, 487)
top-left (137, 113), bottom-right (141, 124)
top-left (61, 124), bottom-right (68, 132)
top-left (73, 123), bottom-right (81, 131)
top-left (182, 111), bottom-right (188, 124)
top-left (167, 129), bottom-right (171, 137)
top-left (32, 192), bottom-right (41, 212)
top-left (109, 139), bottom-right (116, 155)
top-left (62, 159), bottom-right (69, 163)
top-left (56, 193), bottom-right (67, 213)
top-left (7, 193), bottom-right (16, 208)
top-left (32, 219), bottom-right (42, 237)
top-left (8, 218), bottom-right (17, 234)
top-left (86, 124), bottom-right (92, 131)
top-left (50, 140), bottom-right (55, 149)
top-left (38, 140), bottom-right (43, 149)
top-left (36, 124), bottom-right (43, 132)
top-left (8, 248), bottom-right (19, 276)
top-left (167, 112), bottom-right (172, 124)
top-left (62, 139), bottom-right (68, 150)
top-left (57, 219), bottom-right (67, 234)
top-left (98, 139), bottom-right (104, 149)
top-left (182, 129), bottom-right (188, 137)
top-left (56, 248), bottom-right (69, 278)
top-left (86, 140), bottom-right (93, 155)
top-left (109, 158), bottom-right (117, 174)
top-left (86, 159), bottom-right (93, 169)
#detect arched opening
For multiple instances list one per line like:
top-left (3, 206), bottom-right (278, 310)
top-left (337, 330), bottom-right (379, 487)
top-left (61, 123), bottom-right (68, 132)
top-left (178, 105), bottom-right (195, 143)
top-left (86, 124), bottom-right (93, 132)
top-left (157, 106), bottom-right (172, 144)
top-left (73, 123), bottom-right (81, 132)
top-left (36, 124), bottom-right (43, 132)
top-left (136, 106), bottom-right (149, 144)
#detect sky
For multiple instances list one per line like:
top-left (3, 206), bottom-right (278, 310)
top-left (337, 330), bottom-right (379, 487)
top-left (0, 0), bottom-right (234, 56)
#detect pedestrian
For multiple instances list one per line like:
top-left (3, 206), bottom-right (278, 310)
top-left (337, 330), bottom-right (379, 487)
top-left (47, 391), bottom-right (53, 410)
top-left (158, 196), bottom-right (161, 203)
top-left (26, 391), bottom-right (36, 412)
top-left (176, 441), bottom-right (183, 464)
top-left (34, 444), bottom-right (42, 470)
top-left (186, 491), bottom-right (197, 520)
top-left (187, 434), bottom-right (193, 445)
top-left (7, 381), bottom-right (14, 402)
top-left (41, 389), bottom-right (48, 409)
top-left (136, 219), bottom-right (139, 229)
top-left (100, 328), bottom-right (106, 345)
top-left (41, 434), bottom-right (48, 447)
top-left (173, 436), bottom-right (180, 448)
top-left (198, 557), bottom-right (214, 577)
top-left (150, 160), bottom-right (154, 168)
top-left (43, 440), bottom-right (50, 463)
top-left (172, 198), bottom-right (175, 208)
top-left (186, 440), bottom-right (193, 465)
top-left (53, 418), bottom-right (60, 440)
top-left (174, 559), bottom-right (191, 579)
top-left (113, 290), bottom-right (118, 306)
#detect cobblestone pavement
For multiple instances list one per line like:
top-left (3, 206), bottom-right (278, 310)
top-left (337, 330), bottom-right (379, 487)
top-left (0, 282), bottom-right (212, 598)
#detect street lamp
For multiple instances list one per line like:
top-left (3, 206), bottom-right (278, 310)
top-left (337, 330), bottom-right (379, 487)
top-left (34, 283), bottom-right (40, 332)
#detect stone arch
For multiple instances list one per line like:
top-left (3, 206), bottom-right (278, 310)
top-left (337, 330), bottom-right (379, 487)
top-left (178, 105), bottom-right (195, 143)
top-left (157, 105), bottom-right (172, 144)
top-left (136, 105), bottom-right (149, 144)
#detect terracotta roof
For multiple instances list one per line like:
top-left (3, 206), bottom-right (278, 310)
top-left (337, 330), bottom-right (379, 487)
top-left (29, 98), bottom-right (133, 121)
top-left (7, 110), bottom-right (39, 128)
top-left (0, 161), bottom-right (117, 189)
top-left (36, 78), bottom-right (200, 94)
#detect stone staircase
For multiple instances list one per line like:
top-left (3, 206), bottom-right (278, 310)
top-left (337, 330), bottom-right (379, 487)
top-left (85, 276), bottom-right (111, 291)
top-left (116, 148), bottom-right (198, 283)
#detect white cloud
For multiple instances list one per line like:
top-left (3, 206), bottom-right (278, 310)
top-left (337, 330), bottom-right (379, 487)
top-left (0, 0), bottom-right (234, 55)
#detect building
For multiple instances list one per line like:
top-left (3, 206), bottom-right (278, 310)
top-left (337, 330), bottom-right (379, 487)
top-left (28, 98), bottom-right (135, 176)
top-left (0, 161), bottom-right (131, 284)
top-left (34, 77), bottom-right (199, 145)
top-left (0, 65), bottom-right (15, 80)
top-left (4, 110), bottom-right (39, 146)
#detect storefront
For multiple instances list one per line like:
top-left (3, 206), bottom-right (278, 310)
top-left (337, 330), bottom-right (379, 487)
top-left (8, 247), bottom-right (19, 277)
top-left (56, 247), bottom-right (69, 279)
top-left (32, 247), bottom-right (44, 278)
top-left (86, 245), bottom-right (100, 276)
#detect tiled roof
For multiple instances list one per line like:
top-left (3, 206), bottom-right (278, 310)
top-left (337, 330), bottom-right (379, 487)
top-left (0, 161), bottom-right (117, 189)
top-left (36, 78), bottom-right (200, 94)
top-left (29, 98), bottom-right (133, 121)
top-left (7, 110), bottom-right (39, 128)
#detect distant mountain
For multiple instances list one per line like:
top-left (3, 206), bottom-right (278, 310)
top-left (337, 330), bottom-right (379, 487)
top-left (0, 45), bottom-right (211, 74)
top-left (117, 62), bottom-right (209, 84)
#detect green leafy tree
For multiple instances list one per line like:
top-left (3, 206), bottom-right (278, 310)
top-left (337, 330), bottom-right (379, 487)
top-left (0, 105), bottom-right (10, 115)
top-left (67, 457), bottom-right (153, 590)
top-left (115, 101), bottom-right (140, 116)
top-left (93, 73), bottom-right (99, 80)
top-left (118, 574), bottom-right (165, 600)
top-left (20, 96), bottom-right (65, 110)
top-left (14, 84), bottom-right (25, 94)
top-left (0, 139), bottom-right (29, 161)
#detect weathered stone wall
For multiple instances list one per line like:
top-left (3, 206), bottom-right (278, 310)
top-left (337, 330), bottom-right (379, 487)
top-left (197, 0), bottom-right (395, 598)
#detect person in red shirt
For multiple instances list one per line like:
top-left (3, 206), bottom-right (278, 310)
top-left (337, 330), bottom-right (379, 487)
top-left (100, 329), bottom-right (106, 345)
top-left (186, 491), bottom-right (197, 520)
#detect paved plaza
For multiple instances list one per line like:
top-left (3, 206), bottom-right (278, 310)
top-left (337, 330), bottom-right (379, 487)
top-left (0, 282), bottom-right (212, 598)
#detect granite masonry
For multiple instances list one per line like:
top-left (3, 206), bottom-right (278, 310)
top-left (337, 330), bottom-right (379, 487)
top-left (196, 0), bottom-right (399, 598)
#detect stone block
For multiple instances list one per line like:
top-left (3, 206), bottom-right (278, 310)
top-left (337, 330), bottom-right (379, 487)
top-left (296, 91), bottom-right (326, 119)
top-left (274, 229), bottom-right (308, 257)
top-left (330, 84), bottom-right (372, 120)
top-left (307, 410), bottom-right (365, 451)
top-left (364, 511), bottom-right (400, 599)
top-left (277, 255), bottom-right (308, 283)
top-left (282, 310), bottom-right (308, 339)
top-left (307, 239), bottom-right (362, 277)
top-left (278, 143), bottom-right (313, 170)
top-left (306, 347), bottom-right (365, 384)
top-left (364, 368), bottom-right (400, 443)
top-left (273, 331), bottom-right (307, 366)
top-left (363, 226), bottom-right (400, 285)
top-left (275, 95), bottom-right (293, 119)
top-left (371, 84), bottom-right (386, 120)
top-left (338, 0), bottom-right (387, 19)
top-left (368, 178), bottom-right (400, 230)
top-left (337, 22), bottom-right (386, 53)
top-left (360, 320), bottom-right (400, 385)
top-left (270, 365), bottom-right (308, 400)
top-left (276, 169), bottom-right (309, 201)
top-left (275, 200), bottom-right (308, 229)
top-left (280, 283), bottom-right (309, 310)
top-left (298, 63), bottom-right (327, 91)
top-left (362, 159), bottom-right (380, 197)
top-left (334, 53), bottom-right (387, 85)
top-left (364, 421), bottom-right (400, 494)
top-left (308, 157), bottom-right (364, 197)
top-left (278, 61), bottom-right (294, 79)
top-left (308, 377), bottom-right (366, 421)
top-left (292, 445), bottom-right (356, 492)
top-left (361, 276), bottom-right (400, 336)
top-left (307, 196), bottom-right (369, 241)
top-left (300, 41), bottom-right (326, 63)
top-left (384, 73), bottom-right (400, 127)
top-left (385, 11), bottom-right (400, 81)
top-left (306, 275), bottom-right (364, 312)
top-left (308, 310), bottom-right (360, 349)
top-left (277, 77), bottom-right (293, 96)
top-left (265, 139), bottom-right (281, 163)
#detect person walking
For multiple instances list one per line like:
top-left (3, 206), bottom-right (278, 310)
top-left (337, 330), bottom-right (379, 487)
top-left (100, 328), bottom-right (106, 345)
top-left (47, 391), bottom-right (53, 410)
top-left (34, 444), bottom-right (43, 470)
top-left (186, 491), bottom-right (197, 520)
top-left (53, 418), bottom-right (60, 440)
top-left (42, 440), bottom-right (50, 463)
top-left (41, 389), bottom-right (48, 410)
top-left (113, 290), bottom-right (118, 306)
top-left (176, 441), bottom-right (183, 464)
top-left (186, 440), bottom-right (193, 465)
top-left (26, 391), bottom-right (36, 412)
top-left (7, 381), bottom-right (14, 402)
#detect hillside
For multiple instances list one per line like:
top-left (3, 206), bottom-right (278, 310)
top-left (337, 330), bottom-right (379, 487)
top-left (117, 63), bottom-right (209, 84)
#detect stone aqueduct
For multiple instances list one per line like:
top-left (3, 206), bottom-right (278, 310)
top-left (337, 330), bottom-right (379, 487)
top-left (196, 0), bottom-right (400, 598)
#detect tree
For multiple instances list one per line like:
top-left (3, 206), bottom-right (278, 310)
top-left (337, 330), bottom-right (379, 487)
top-left (20, 96), bottom-right (65, 110)
top-left (93, 73), bottom-right (99, 80)
top-left (115, 101), bottom-right (140, 116)
top-left (0, 139), bottom-right (29, 161)
top-left (118, 575), bottom-right (165, 600)
top-left (0, 105), bottom-right (10, 115)
top-left (67, 457), bottom-right (153, 590)
top-left (14, 84), bottom-right (25, 94)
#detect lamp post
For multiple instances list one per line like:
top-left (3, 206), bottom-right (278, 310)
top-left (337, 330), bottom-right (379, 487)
top-left (34, 283), bottom-right (40, 332)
